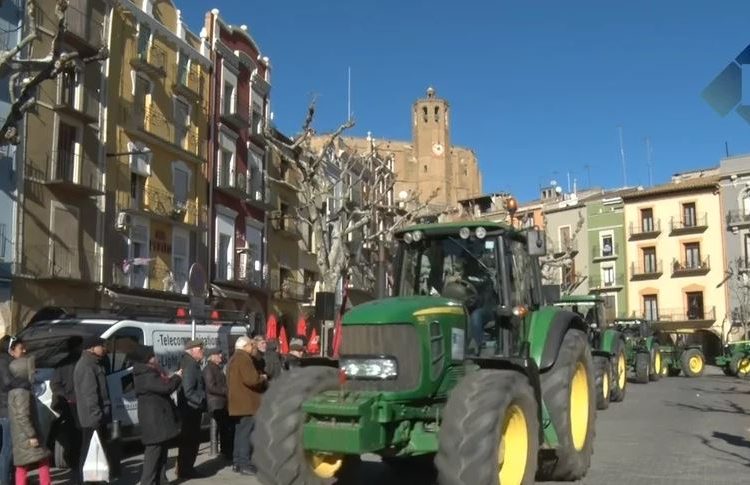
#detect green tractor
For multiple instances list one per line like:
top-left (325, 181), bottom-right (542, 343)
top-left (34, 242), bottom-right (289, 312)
top-left (612, 318), bottom-right (663, 384)
top-left (553, 295), bottom-right (627, 410)
top-left (252, 221), bottom-right (597, 485)
top-left (653, 331), bottom-right (706, 378)
top-left (716, 340), bottom-right (750, 377)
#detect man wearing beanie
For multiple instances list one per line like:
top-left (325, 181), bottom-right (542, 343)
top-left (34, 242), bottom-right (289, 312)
top-left (176, 339), bottom-right (206, 479)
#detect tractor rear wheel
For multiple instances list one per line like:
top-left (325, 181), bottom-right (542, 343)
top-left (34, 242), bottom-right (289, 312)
top-left (537, 329), bottom-right (596, 481)
top-left (731, 355), bottom-right (750, 378)
top-left (251, 367), bottom-right (360, 485)
top-left (609, 339), bottom-right (627, 403)
top-left (649, 344), bottom-right (662, 381)
top-left (436, 369), bottom-right (539, 485)
top-left (681, 348), bottom-right (705, 377)
top-left (593, 356), bottom-right (611, 410)
top-left (635, 352), bottom-right (650, 384)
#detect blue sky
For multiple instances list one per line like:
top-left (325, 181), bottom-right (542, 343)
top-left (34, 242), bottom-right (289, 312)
top-left (184, 0), bottom-right (750, 202)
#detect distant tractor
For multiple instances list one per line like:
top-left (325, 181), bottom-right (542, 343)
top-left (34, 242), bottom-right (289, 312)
top-left (654, 334), bottom-right (706, 378)
top-left (251, 221), bottom-right (597, 485)
top-left (612, 318), bottom-right (663, 384)
top-left (716, 340), bottom-right (750, 377)
top-left (553, 295), bottom-right (628, 409)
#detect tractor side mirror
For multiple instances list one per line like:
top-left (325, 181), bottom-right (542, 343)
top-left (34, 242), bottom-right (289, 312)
top-left (526, 229), bottom-right (546, 257)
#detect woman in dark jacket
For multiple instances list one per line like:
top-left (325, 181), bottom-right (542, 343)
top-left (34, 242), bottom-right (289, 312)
top-left (130, 345), bottom-right (182, 485)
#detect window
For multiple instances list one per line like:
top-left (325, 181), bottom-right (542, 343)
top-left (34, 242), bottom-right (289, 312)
top-left (172, 229), bottom-right (189, 294)
top-left (130, 173), bottom-right (145, 210)
top-left (559, 226), bottom-right (571, 252)
top-left (56, 122), bottom-right (78, 181)
top-left (642, 246), bottom-right (657, 273)
top-left (174, 98), bottom-right (190, 148)
top-left (222, 66), bottom-right (237, 115)
top-left (177, 52), bottom-right (189, 85)
top-left (134, 74), bottom-right (151, 113)
top-left (600, 233), bottom-right (614, 257)
top-left (172, 162), bottom-right (190, 210)
top-left (643, 294), bottom-right (659, 321)
top-left (742, 190), bottom-right (750, 216)
top-left (137, 24), bottom-right (151, 59)
top-left (251, 89), bottom-right (264, 134)
top-left (248, 149), bottom-right (263, 197)
top-left (107, 327), bottom-right (144, 373)
top-left (129, 143), bottom-right (150, 177)
top-left (216, 209), bottom-right (235, 281)
top-left (602, 266), bottom-right (615, 287)
top-left (641, 208), bottom-right (654, 232)
top-left (745, 234), bottom-right (750, 268)
top-left (422, 106), bottom-right (428, 122)
top-left (602, 294), bottom-right (617, 321)
top-left (684, 242), bottom-right (701, 269)
top-left (50, 204), bottom-right (80, 279)
top-left (129, 221), bottom-right (149, 289)
top-left (60, 66), bottom-right (81, 108)
top-left (142, 0), bottom-right (154, 16)
top-left (434, 106), bottom-right (439, 122)
top-left (423, 165), bottom-right (427, 173)
top-left (686, 292), bottom-right (704, 320)
top-left (246, 222), bottom-right (264, 287)
top-left (218, 133), bottom-right (235, 188)
top-left (682, 202), bottom-right (697, 227)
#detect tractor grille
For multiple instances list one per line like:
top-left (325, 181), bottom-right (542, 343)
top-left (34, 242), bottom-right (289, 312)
top-left (340, 324), bottom-right (421, 392)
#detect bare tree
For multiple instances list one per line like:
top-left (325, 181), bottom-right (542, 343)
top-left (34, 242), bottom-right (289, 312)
top-left (720, 258), bottom-right (750, 341)
top-left (264, 101), bottom-right (435, 295)
top-left (540, 209), bottom-right (586, 295)
top-left (0, 0), bottom-right (108, 145)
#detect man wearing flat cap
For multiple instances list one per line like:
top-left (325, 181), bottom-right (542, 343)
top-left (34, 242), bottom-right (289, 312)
top-left (176, 339), bottom-right (207, 479)
top-left (73, 335), bottom-right (110, 485)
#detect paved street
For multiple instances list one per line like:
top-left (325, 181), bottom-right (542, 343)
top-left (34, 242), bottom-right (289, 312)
top-left (50, 367), bottom-right (750, 484)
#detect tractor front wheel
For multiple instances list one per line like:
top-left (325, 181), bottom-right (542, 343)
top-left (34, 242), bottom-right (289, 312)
top-left (436, 369), bottom-right (539, 485)
top-left (537, 329), bottom-right (596, 481)
top-left (635, 352), bottom-right (650, 384)
top-left (681, 348), bottom-right (705, 377)
top-left (649, 344), bottom-right (662, 381)
top-left (731, 355), bottom-right (750, 378)
top-left (593, 356), bottom-right (611, 410)
top-left (609, 339), bottom-right (627, 403)
top-left (251, 367), bottom-right (360, 485)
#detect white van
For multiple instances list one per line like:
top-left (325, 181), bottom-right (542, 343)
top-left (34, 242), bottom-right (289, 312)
top-left (19, 315), bottom-right (249, 465)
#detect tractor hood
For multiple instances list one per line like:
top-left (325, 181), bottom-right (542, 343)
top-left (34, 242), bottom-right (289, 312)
top-left (342, 296), bottom-right (466, 325)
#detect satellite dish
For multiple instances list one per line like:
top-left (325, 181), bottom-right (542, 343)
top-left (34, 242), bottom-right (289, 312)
top-left (555, 186), bottom-right (563, 194)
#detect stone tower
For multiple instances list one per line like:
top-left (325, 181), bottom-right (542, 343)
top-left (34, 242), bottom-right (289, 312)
top-left (413, 87), bottom-right (453, 206)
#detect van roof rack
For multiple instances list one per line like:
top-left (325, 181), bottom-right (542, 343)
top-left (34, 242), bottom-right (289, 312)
top-left (28, 306), bottom-right (256, 328)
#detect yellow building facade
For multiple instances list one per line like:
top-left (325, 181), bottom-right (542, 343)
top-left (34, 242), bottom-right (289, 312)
top-left (623, 176), bottom-right (729, 355)
top-left (103, 1), bottom-right (211, 308)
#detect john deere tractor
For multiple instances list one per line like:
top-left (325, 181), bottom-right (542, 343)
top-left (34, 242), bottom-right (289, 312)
top-left (252, 221), bottom-right (597, 485)
top-left (612, 318), bottom-right (663, 384)
top-left (716, 340), bottom-right (750, 377)
top-left (553, 295), bottom-right (627, 410)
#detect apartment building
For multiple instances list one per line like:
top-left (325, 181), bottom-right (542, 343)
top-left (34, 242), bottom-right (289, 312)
top-left (11, 0), bottom-right (108, 328)
top-left (623, 175), bottom-right (727, 356)
top-left (102, 0), bottom-right (211, 311)
top-left (204, 10), bottom-right (271, 324)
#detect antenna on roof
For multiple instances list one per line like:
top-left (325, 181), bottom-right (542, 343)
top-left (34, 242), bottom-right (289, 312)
top-left (645, 136), bottom-right (653, 187)
top-left (618, 126), bottom-right (627, 188)
top-left (347, 66), bottom-right (352, 121)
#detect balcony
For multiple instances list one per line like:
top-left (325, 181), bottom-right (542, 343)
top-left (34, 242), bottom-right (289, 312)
top-left (116, 184), bottom-right (206, 228)
top-left (630, 260), bottom-right (663, 281)
top-left (219, 103), bottom-right (249, 132)
top-left (130, 43), bottom-right (167, 77)
top-left (670, 213), bottom-right (708, 235)
top-left (552, 239), bottom-right (578, 258)
top-left (17, 244), bottom-right (99, 283)
top-left (249, 110), bottom-right (266, 145)
top-left (122, 103), bottom-right (203, 161)
top-left (591, 243), bottom-right (619, 262)
top-left (112, 262), bottom-right (188, 295)
top-left (726, 210), bottom-right (750, 228)
top-left (671, 256), bottom-right (710, 277)
top-left (173, 63), bottom-right (203, 102)
top-left (588, 273), bottom-right (625, 292)
top-left (26, 151), bottom-right (103, 196)
top-left (63, 0), bottom-right (104, 54)
top-left (271, 213), bottom-right (301, 239)
top-left (629, 220), bottom-right (661, 240)
top-left (648, 306), bottom-right (717, 331)
top-left (53, 87), bottom-right (99, 124)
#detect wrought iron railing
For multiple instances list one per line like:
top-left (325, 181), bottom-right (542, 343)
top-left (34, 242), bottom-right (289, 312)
top-left (116, 184), bottom-right (206, 227)
top-left (18, 244), bottom-right (100, 281)
top-left (122, 103), bottom-right (202, 157)
top-left (112, 261), bottom-right (188, 294)
top-left (670, 213), bottom-right (708, 232)
top-left (589, 273), bottom-right (625, 289)
top-left (65, 0), bottom-right (103, 48)
top-left (132, 42), bottom-right (168, 74)
top-left (631, 260), bottom-right (663, 277)
top-left (647, 306), bottom-right (716, 322)
top-left (175, 62), bottom-right (203, 98)
top-left (672, 255), bottom-right (710, 275)
top-left (726, 210), bottom-right (750, 225)
top-left (629, 219), bottom-right (661, 237)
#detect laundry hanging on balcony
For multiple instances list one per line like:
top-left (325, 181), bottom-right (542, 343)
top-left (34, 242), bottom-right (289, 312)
top-left (120, 257), bottom-right (155, 274)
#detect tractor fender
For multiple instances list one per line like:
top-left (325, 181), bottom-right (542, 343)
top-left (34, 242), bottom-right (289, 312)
top-left (599, 329), bottom-right (622, 355)
top-left (529, 308), bottom-right (588, 372)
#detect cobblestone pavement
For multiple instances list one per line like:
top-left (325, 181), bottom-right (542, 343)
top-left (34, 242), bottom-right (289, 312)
top-left (51, 366), bottom-right (750, 484)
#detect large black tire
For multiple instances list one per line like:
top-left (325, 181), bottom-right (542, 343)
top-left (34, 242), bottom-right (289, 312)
top-left (634, 352), bottom-right (650, 384)
top-left (649, 344), bottom-right (662, 382)
top-left (680, 348), bottom-right (705, 378)
top-left (436, 370), bottom-right (539, 485)
top-left (609, 339), bottom-right (627, 403)
top-left (252, 367), bottom-right (360, 485)
top-left (731, 355), bottom-right (750, 378)
top-left (537, 329), bottom-right (596, 481)
top-left (593, 356), bottom-right (611, 410)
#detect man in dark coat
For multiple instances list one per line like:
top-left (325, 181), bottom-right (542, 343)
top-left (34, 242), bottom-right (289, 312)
top-left (283, 338), bottom-right (305, 370)
top-left (73, 336), bottom-right (110, 485)
top-left (50, 346), bottom-right (81, 476)
top-left (0, 336), bottom-right (25, 485)
top-left (176, 339), bottom-right (206, 479)
top-left (202, 348), bottom-right (231, 459)
top-left (130, 345), bottom-right (182, 485)
top-left (256, 337), bottom-right (282, 380)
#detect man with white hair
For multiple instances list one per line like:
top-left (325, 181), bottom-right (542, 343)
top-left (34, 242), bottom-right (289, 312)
top-left (227, 336), bottom-right (266, 475)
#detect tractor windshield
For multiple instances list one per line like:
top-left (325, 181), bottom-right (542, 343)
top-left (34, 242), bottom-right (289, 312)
top-left (397, 235), bottom-right (499, 301)
top-left (553, 301), bottom-right (601, 328)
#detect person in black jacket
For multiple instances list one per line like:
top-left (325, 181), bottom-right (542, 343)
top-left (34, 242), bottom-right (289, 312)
top-left (50, 349), bottom-right (81, 477)
top-left (130, 345), bottom-right (182, 485)
top-left (0, 336), bottom-right (26, 485)
top-left (202, 349), bottom-right (231, 460)
top-left (176, 339), bottom-right (206, 479)
top-left (258, 338), bottom-right (282, 380)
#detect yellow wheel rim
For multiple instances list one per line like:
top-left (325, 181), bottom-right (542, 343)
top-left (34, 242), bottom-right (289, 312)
top-left (688, 356), bottom-right (703, 374)
top-left (738, 358), bottom-right (750, 375)
top-left (654, 351), bottom-right (662, 374)
top-left (602, 368), bottom-right (610, 400)
top-left (307, 452), bottom-right (343, 479)
top-left (498, 404), bottom-right (529, 485)
top-left (570, 362), bottom-right (590, 451)
top-left (617, 353), bottom-right (626, 390)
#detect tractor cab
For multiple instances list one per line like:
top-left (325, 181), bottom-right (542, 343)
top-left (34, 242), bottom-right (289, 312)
top-left (394, 221), bottom-right (546, 356)
top-left (553, 295), bottom-right (607, 331)
top-left (613, 318), bottom-right (654, 340)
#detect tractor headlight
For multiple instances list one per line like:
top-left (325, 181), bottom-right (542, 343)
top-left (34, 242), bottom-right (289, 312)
top-left (340, 356), bottom-right (398, 380)
top-left (475, 227), bottom-right (487, 239)
top-left (459, 227), bottom-right (471, 239)
top-left (411, 230), bottom-right (423, 242)
top-left (403, 232), bottom-right (413, 244)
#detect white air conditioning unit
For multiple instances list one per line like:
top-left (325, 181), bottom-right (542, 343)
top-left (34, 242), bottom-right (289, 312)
top-left (238, 253), bottom-right (249, 280)
top-left (115, 212), bottom-right (131, 232)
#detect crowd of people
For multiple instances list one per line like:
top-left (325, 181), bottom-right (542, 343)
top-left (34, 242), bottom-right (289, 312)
top-left (0, 332), bottom-right (309, 485)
